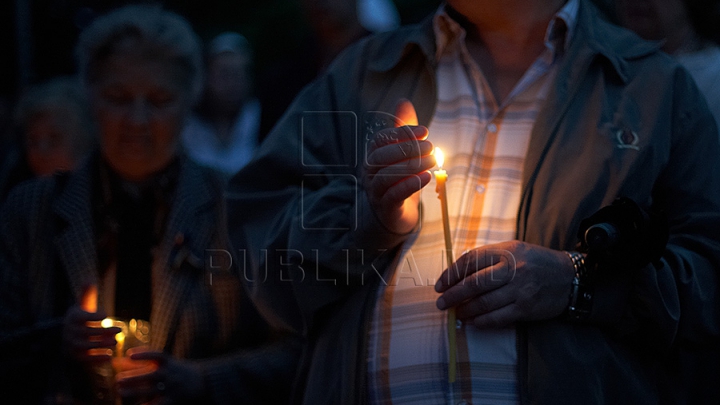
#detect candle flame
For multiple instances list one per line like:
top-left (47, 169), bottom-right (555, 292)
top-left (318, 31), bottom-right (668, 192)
top-left (434, 147), bottom-right (445, 169)
top-left (81, 285), bottom-right (98, 313)
top-left (101, 318), bottom-right (114, 328)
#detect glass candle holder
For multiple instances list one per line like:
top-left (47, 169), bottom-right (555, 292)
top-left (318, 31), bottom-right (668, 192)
top-left (89, 318), bottom-right (151, 405)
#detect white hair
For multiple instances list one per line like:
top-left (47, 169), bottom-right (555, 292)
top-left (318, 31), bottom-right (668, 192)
top-left (74, 4), bottom-right (203, 100)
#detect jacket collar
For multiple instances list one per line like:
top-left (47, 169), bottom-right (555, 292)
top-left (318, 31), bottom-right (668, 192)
top-left (52, 152), bottom-right (220, 352)
top-left (367, 0), bottom-right (662, 84)
top-left (52, 155), bottom-right (100, 304)
top-left (577, 0), bottom-right (662, 83)
top-left (149, 158), bottom-right (219, 351)
top-left (367, 13), bottom-right (437, 73)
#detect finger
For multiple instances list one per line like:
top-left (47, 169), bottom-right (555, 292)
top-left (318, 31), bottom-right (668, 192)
top-left (368, 172), bottom-right (433, 209)
top-left (368, 126), bottom-right (428, 156)
top-left (65, 306), bottom-right (108, 324)
top-left (436, 260), bottom-right (508, 309)
top-left (394, 98), bottom-right (418, 127)
top-left (67, 325), bottom-right (121, 345)
top-left (435, 248), bottom-right (512, 292)
top-left (128, 349), bottom-right (164, 364)
top-left (472, 303), bottom-right (519, 329)
top-left (367, 153), bottom-right (436, 189)
top-left (69, 336), bottom-right (118, 352)
top-left (85, 325), bottom-right (123, 337)
top-left (65, 325), bottom-right (119, 345)
top-left (76, 348), bottom-right (113, 363)
top-left (116, 363), bottom-right (161, 383)
top-left (366, 138), bottom-right (434, 169)
top-left (454, 286), bottom-right (515, 319)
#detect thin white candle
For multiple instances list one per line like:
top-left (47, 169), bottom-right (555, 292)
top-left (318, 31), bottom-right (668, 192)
top-left (434, 147), bottom-right (457, 384)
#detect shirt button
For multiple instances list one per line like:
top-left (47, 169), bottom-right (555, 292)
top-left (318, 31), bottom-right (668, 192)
top-left (487, 123), bottom-right (498, 133)
top-left (476, 184), bottom-right (486, 193)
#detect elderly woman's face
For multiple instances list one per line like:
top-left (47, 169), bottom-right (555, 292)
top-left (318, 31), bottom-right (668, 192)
top-left (90, 47), bottom-right (191, 181)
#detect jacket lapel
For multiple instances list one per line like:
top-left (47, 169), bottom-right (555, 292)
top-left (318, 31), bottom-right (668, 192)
top-left (516, 0), bottom-right (661, 240)
top-left (149, 161), bottom-right (218, 352)
top-left (52, 162), bottom-right (100, 304)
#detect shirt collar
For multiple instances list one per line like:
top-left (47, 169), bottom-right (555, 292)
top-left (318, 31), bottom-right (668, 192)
top-left (433, 0), bottom-right (580, 61)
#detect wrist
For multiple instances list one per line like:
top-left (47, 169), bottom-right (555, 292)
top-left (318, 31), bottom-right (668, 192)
top-left (360, 191), bottom-right (418, 237)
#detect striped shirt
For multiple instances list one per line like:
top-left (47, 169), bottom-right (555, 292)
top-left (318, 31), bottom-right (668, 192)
top-left (367, 1), bottom-right (579, 404)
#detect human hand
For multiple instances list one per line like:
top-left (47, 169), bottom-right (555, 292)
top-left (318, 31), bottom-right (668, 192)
top-left (435, 241), bottom-right (575, 328)
top-left (116, 349), bottom-right (206, 405)
top-left (362, 99), bottom-right (436, 234)
top-left (62, 286), bottom-right (121, 363)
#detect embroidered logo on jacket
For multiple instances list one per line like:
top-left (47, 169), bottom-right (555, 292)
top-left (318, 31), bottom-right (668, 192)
top-left (615, 128), bottom-right (640, 150)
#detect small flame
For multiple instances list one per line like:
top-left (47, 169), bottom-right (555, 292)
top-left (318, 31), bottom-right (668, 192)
top-left (434, 147), bottom-right (445, 169)
top-left (101, 318), bottom-right (114, 328)
top-left (81, 285), bottom-right (98, 313)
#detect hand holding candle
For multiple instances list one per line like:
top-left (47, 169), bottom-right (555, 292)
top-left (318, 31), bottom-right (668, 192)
top-left (362, 99), bottom-right (436, 234)
top-left (62, 286), bottom-right (121, 363)
top-left (434, 147), bottom-right (458, 384)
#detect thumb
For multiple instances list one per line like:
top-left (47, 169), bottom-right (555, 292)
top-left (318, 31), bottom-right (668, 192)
top-left (394, 99), bottom-right (418, 127)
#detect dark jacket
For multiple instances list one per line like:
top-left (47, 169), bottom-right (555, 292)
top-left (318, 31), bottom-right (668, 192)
top-left (0, 154), bottom-right (300, 404)
top-left (226, 1), bottom-right (720, 404)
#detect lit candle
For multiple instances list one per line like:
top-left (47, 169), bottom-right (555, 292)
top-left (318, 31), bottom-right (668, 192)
top-left (101, 317), bottom-right (126, 357)
top-left (81, 285), bottom-right (98, 313)
top-left (434, 147), bottom-right (457, 384)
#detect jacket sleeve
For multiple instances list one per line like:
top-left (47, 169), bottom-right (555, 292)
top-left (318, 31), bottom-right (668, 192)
top-left (198, 330), bottom-right (302, 405)
top-left (0, 180), bottom-right (68, 402)
top-left (588, 65), bottom-right (720, 352)
top-left (225, 43), bottom-right (411, 333)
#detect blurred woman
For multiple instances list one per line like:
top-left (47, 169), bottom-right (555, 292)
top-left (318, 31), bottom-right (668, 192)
top-left (0, 75), bottom-right (94, 202)
top-left (614, 0), bottom-right (720, 133)
top-left (0, 5), bottom-right (298, 405)
top-left (16, 75), bottom-right (94, 176)
top-left (180, 32), bottom-right (261, 179)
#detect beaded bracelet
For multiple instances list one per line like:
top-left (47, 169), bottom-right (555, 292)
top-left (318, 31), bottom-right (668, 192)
top-left (565, 251), bottom-right (593, 321)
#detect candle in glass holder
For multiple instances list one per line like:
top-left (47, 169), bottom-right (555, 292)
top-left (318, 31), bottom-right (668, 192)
top-left (434, 147), bottom-right (457, 384)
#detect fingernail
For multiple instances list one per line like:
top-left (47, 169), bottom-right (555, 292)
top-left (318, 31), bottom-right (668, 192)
top-left (437, 297), bottom-right (446, 309)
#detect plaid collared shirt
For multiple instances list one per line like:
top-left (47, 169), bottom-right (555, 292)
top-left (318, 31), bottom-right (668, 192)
top-left (367, 1), bottom-right (579, 404)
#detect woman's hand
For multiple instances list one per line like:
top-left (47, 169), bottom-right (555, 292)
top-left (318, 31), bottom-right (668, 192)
top-left (62, 286), bottom-right (121, 364)
top-left (116, 348), bottom-right (207, 405)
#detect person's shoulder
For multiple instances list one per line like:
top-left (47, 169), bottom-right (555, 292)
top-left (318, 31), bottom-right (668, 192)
top-left (586, 15), bottom-right (684, 86)
top-left (326, 17), bottom-right (435, 75)
top-left (579, 0), bottom-right (670, 68)
top-left (0, 171), bottom-right (71, 227)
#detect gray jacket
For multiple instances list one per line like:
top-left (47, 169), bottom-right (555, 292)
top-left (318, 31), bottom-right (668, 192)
top-left (0, 154), bottom-right (299, 404)
top-left (227, 1), bottom-right (720, 403)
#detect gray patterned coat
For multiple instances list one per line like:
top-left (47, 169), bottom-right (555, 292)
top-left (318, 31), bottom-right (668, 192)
top-left (0, 154), bottom-right (299, 404)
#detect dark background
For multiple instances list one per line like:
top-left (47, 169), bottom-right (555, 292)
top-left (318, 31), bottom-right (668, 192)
top-left (0, 0), bottom-right (441, 113)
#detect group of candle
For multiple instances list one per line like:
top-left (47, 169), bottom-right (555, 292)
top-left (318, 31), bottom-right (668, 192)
top-left (80, 285), bottom-right (150, 357)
